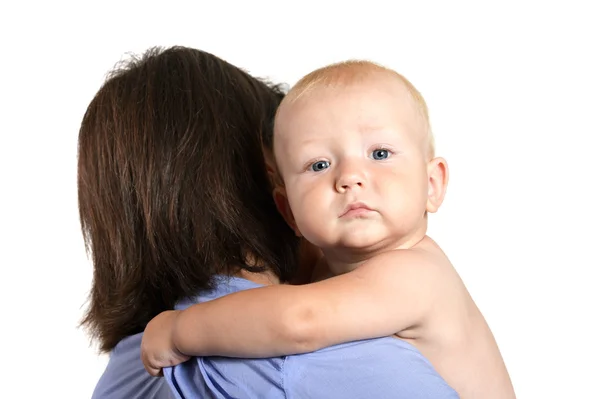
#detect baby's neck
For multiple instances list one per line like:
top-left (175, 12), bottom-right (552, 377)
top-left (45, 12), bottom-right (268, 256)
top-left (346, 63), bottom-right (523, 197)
top-left (324, 232), bottom-right (428, 276)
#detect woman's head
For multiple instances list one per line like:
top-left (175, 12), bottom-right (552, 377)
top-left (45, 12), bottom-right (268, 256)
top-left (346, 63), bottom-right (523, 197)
top-left (78, 46), bottom-right (298, 352)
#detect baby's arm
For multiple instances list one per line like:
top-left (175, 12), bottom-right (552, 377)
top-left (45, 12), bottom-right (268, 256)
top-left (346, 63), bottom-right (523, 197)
top-left (169, 248), bottom-right (450, 358)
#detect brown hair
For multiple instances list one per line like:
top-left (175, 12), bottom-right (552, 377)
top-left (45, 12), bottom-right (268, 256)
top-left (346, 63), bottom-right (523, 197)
top-left (78, 46), bottom-right (298, 352)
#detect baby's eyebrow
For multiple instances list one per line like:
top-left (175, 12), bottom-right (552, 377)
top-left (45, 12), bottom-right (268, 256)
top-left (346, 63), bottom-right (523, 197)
top-left (358, 124), bottom-right (386, 133)
top-left (296, 137), bottom-right (322, 146)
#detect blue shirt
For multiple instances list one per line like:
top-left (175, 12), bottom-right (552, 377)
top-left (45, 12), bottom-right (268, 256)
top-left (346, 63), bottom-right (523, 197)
top-left (93, 276), bottom-right (458, 398)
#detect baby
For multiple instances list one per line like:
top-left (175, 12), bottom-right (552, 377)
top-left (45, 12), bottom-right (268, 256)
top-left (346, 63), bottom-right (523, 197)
top-left (142, 60), bottom-right (515, 399)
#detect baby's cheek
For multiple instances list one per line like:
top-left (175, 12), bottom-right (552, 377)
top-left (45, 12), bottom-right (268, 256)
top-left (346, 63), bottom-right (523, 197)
top-left (295, 206), bottom-right (316, 232)
top-left (295, 212), bottom-right (326, 244)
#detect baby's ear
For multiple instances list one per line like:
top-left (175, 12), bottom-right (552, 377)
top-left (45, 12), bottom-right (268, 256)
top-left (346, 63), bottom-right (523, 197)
top-left (426, 157), bottom-right (449, 213)
top-left (265, 158), bottom-right (281, 189)
top-left (273, 186), bottom-right (302, 237)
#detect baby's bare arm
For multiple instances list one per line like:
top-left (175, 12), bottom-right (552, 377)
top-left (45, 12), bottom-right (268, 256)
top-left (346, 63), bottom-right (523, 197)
top-left (171, 248), bottom-right (449, 358)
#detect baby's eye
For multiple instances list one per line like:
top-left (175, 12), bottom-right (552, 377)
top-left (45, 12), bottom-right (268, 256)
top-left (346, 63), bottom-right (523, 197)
top-left (311, 160), bottom-right (330, 172)
top-left (371, 149), bottom-right (390, 160)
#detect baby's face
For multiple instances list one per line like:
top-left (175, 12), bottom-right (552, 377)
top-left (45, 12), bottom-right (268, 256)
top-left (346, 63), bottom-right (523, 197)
top-left (274, 75), bottom-right (434, 252)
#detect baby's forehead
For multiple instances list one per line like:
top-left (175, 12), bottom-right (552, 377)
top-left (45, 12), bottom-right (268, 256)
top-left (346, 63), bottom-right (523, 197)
top-left (294, 73), bottom-right (414, 108)
top-left (277, 88), bottom-right (430, 157)
top-left (277, 77), bottom-right (420, 130)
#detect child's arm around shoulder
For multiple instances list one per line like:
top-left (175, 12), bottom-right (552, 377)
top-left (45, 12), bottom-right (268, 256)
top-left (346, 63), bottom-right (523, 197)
top-left (303, 246), bottom-right (457, 344)
top-left (161, 245), bottom-right (458, 360)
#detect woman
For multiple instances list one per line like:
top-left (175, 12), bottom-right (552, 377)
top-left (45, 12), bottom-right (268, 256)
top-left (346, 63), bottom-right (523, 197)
top-left (80, 46), bottom-right (457, 398)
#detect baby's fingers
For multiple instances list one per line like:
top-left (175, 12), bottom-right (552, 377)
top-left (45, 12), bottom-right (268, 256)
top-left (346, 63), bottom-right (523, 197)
top-left (142, 352), bottom-right (191, 376)
top-left (146, 364), bottom-right (163, 377)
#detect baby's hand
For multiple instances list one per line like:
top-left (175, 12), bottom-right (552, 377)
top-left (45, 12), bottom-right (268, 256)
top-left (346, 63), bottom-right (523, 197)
top-left (141, 310), bottom-right (191, 376)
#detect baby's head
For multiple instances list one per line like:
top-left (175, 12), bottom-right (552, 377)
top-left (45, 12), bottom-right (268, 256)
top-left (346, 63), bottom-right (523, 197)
top-left (272, 60), bottom-right (448, 256)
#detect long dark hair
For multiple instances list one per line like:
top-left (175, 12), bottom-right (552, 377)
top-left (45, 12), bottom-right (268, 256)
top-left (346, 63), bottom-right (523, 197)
top-left (78, 46), bottom-right (298, 352)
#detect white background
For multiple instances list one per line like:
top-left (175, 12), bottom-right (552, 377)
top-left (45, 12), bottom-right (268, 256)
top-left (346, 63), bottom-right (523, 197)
top-left (1, 1), bottom-right (598, 398)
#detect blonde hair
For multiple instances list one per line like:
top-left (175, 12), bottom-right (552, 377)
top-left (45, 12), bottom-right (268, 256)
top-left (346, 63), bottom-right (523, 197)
top-left (280, 60), bottom-right (435, 158)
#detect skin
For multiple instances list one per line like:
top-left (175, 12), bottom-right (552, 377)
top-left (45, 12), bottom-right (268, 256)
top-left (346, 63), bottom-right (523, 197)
top-left (273, 73), bottom-right (437, 271)
top-left (141, 71), bottom-right (516, 399)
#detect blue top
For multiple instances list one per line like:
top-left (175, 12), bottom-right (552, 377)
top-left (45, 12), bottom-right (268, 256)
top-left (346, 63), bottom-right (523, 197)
top-left (93, 276), bottom-right (458, 398)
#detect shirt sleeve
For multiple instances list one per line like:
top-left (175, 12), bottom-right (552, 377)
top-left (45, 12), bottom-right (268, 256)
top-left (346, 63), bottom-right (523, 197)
top-left (285, 337), bottom-right (459, 399)
top-left (91, 333), bottom-right (174, 399)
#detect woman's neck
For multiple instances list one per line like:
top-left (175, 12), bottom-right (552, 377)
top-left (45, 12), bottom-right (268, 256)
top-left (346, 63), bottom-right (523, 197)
top-left (236, 251), bottom-right (281, 285)
top-left (235, 268), bottom-right (280, 286)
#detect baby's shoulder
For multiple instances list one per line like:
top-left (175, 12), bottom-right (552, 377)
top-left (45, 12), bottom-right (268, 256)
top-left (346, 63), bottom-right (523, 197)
top-left (364, 238), bottom-right (464, 305)
top-left (368, 237), bottom-right (451, 273)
